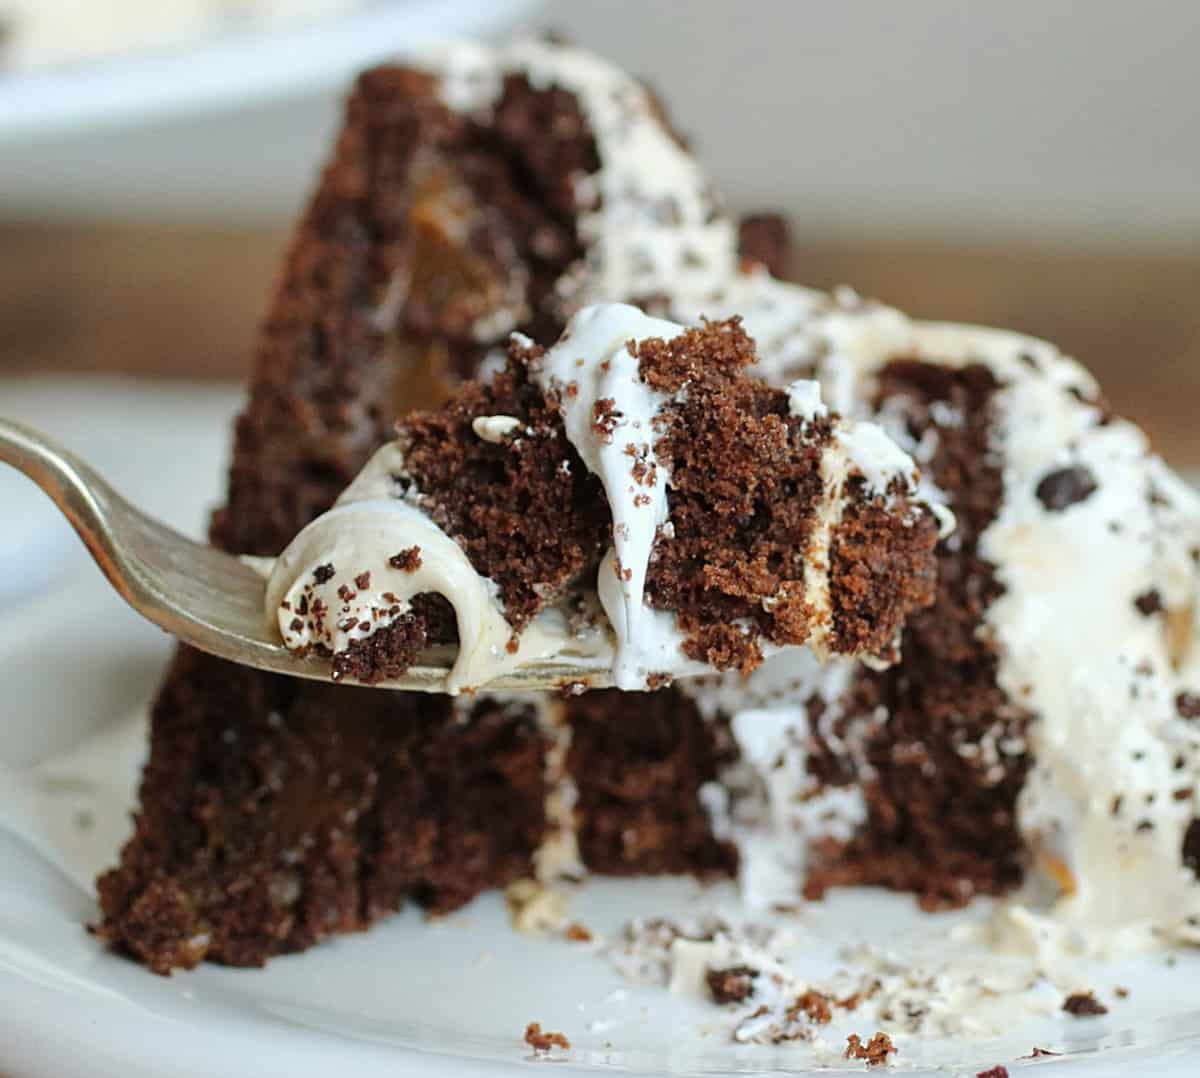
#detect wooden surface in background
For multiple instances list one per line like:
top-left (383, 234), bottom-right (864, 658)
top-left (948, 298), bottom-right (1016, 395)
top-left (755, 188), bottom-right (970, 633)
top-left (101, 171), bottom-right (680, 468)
top-left (1, 222), bottom-right (1197, 465)
top-left (0, 223), bottom-right (286, 381)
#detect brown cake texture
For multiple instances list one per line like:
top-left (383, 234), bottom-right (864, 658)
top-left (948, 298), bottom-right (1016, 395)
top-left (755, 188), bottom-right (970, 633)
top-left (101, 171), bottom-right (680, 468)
top-left (97, 649), bottom-right (550, 972)
top-left (96, 43), bottom-right (792, 972)
top-left (800, 360), bottom-right (1032, 910)
top-left (301, 319), bottom-right (939, 685)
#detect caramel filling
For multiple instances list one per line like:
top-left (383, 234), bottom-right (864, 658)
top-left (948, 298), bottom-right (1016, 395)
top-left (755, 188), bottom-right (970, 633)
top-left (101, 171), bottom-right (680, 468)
top-left (386, 166), bottom-right (520, 418)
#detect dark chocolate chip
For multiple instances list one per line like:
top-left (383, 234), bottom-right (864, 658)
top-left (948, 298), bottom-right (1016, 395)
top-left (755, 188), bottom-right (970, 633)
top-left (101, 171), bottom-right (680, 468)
top-left (1035, 466), bottom-right (1098, 511)
top-left (1177, 693), bottom-right (1200, 720)
top-left (1134, 589), bottom-right (1164, 616)
top-left (1183, 819), bottom-right (1200, 876)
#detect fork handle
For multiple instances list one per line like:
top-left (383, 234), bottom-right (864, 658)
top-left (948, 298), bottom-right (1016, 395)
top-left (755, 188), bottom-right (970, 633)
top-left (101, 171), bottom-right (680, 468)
top-left (0, 418), bottom-right (615, 694)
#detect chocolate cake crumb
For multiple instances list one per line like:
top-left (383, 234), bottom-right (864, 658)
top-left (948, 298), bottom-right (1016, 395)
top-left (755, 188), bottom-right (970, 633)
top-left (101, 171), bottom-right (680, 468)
top-left (354, 571), bottom-right (372, 590)
top-left (1134, 589), bottom-right (1164, 616)
top-left (564, 922), bottom-right (593, 942)
top-left (524, 1022), bottom-right (570, 1053)
top-left (706, 965), bottom-right (758, 1004)
top-left (976, 1067), bottom-right (1009, 1078)
top-left (312, 563), bottom-right (336, 584)
top-left (1024, 1047), bottom-right (1061, 1058)
top-left (591, 397), bottom-right (620, 442)
top-left (845, 1032), bottom-right (896, 1065)
top-left (388, 547), bottom-right (422, 572)
top-left (1035, 465), bottom-right (1098, 511)
top-left (789, 989), bottom-right (834, 1024)
top-left (1062, 991), bottom-right (1108, 1016)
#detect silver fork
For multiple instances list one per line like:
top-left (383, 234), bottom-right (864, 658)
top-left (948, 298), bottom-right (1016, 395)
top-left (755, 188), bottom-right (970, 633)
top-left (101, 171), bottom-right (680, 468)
top-left (0, 419), bottom-right (613, 694)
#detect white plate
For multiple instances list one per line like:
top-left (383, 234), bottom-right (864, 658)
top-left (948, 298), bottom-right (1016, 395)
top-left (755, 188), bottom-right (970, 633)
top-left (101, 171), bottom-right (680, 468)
top-left (0, 0), bottom-right (539, 219)
top-left (1, 385), bottom-right (1200, 1077)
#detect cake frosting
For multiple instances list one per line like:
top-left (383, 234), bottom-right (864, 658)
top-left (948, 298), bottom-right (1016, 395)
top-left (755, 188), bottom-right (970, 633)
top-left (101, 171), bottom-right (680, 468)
top-left (266, 302), bottom-right (937, 692)
top-left (526, 305), bottom-right (696, 690)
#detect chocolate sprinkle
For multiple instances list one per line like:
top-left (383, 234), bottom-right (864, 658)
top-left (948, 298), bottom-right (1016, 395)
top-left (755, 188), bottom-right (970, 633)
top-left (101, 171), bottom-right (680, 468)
top-left (1176, 693), bottom-right (1200, 720)
top-left (1182, 819), bottom-right (1200, 875)
top-left (1035, 466), bottom-right (1098, 511)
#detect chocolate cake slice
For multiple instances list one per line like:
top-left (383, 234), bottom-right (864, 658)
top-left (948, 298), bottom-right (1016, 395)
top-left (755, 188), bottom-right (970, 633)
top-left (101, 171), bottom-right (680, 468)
top-left (266, 303), bottom-right (943, 691)
top-left (96, 38), bottom-right (803, 972)
top-left (96, 37), bottom-right (1200, 975)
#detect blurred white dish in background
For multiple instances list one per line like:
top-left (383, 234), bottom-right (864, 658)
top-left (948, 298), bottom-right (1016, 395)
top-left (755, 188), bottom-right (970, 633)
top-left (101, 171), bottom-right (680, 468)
top-left (0, 0), bottom-right (539, 168)
top-left (0, 0), bottom-right (356, 70)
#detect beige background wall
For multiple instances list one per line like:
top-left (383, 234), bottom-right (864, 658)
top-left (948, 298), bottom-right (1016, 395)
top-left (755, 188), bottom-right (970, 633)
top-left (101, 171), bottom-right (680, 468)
top-left (2, 1), bottom-right (1197, 462)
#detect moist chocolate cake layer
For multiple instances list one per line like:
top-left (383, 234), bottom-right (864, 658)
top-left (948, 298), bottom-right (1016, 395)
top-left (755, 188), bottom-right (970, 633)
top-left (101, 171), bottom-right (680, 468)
top-left (803, 361), bottom-right (1034, 910)
top-left (96, 648), bottom-right (550, 972)
top-left (568, 688), bottom-right (738, 876)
